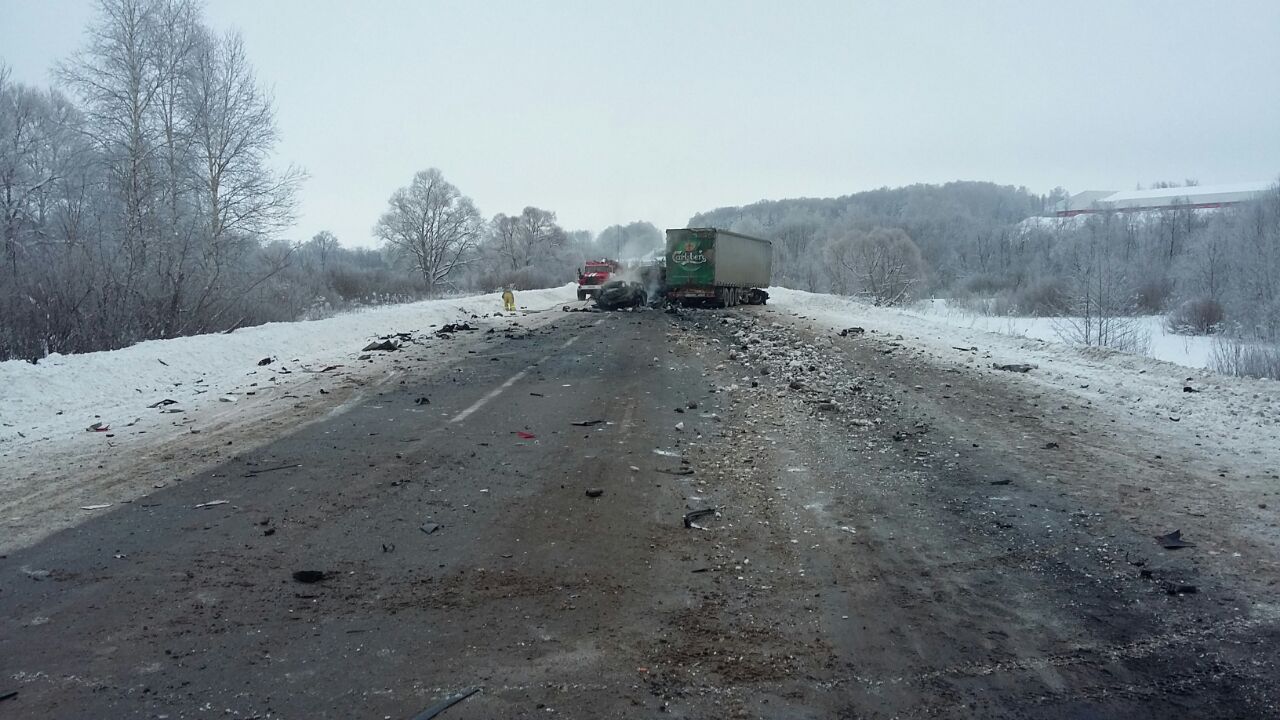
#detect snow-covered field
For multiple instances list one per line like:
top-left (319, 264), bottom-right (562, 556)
top-left (906, 298), bottom-right (1217, 369)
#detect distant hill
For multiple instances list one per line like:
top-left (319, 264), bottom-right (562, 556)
top-left (687, 181), bottom-right (1045, 292)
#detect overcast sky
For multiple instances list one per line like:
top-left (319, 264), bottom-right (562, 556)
top-left (3, 0), bottom-right (1279, 248)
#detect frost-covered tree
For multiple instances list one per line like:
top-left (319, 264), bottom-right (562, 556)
top-left (374, 168), bottom-right (481, 293)
top-left (824, 227), bottom-right (925, 306)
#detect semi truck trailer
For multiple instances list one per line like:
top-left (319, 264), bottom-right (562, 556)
top-left (664, 228), bottom-right (771, 306)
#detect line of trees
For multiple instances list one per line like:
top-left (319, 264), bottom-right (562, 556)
top-left (370, 167), bottom-right (662, 293)
top-left (690, 181), bottom-right (1044, 305)
top-left (1, 0), bottom-right (301, 361)
top-left (690, 180), bottom-right (1279, 337)
top-left (1, 1), bottom-right (665, 362)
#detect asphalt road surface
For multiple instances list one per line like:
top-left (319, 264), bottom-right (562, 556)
top-left (2, 307), bottom-right (1278, 719)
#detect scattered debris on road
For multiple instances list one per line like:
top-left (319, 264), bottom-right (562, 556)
top-left (362, 339), bottom-right (398, 352)
top-left (571, 419), bottom-right (605, 426)
top-left (290, 570), bottom-right (327, 584)
top-left (437, 322), bottom-right (476, 336)
top-left (193, 500), bottom-right (229, 509)
top-left (1155, 529), bottom-right (1195, 549)
top-left (992, 363), bottom-right (1036, 373)
top-left (585, 488), bottom-right (604, 498)
top-left (839, 327), bottom-right (865, 337)
top-left (86, 422), bottom-right (109, 432)
top-left (245, 463), bottom-right (300, 476)
top-left (146, 398), bottom-right (178, 409)
top-left (79, 504), bottom-right (112, 511)
top-left (411, 687), bottom-right (480, 720)
top-left (1161, 581), bottom-right (1199, 595)
top-left (415, 397), bottom-right (431, 405)
top-left (421, 522), bottom-right (441, 535)
top-left (514, 431), bottom-right (536, 440)
top-left (657, 467), bottom-right (694, 476)
top-left (683, 508), bottom-right (717, 529)
top-left (257, 357), bottom-right (273, 366)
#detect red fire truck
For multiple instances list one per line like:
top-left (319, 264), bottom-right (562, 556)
top-left (576, 259), bottom-right (620, 300)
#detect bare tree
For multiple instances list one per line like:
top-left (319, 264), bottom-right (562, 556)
top-left (507, 206), bottom-right (565, 271)
top-left (825, 227), bottom-right (925, 306)
top-left (57, 0), bottom-right (199, 276)
top-left (305, 230), bottom-right (339, 271)
top-left (1052, 215), bottom-right (1149, 353)
top-left (374, 168), bottom-right (480, 293)
top-left (487, 212), bottom-right (520, 270)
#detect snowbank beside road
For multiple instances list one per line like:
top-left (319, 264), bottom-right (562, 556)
top-left (0, 284), bottom-right (576, 452)
top-left (767, 287), bottom-right (1279, 485)
top-left (907, 299), bottom-right (1217, 370)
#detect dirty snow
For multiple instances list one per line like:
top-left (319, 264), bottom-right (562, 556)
top-left (767, 287), bottom-right (1279, 485)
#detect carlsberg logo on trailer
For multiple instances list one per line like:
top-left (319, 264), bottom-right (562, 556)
top-left (672, 241), bottom-right (707, 266)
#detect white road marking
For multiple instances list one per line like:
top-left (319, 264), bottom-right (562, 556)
top-left (450, 369), bottom-right (529, 423)
top-left (450, 332), bottom-right (582, 424)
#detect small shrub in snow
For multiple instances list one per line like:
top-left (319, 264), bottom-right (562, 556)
top-left (1053, 315), bottom-right (1151, 356)
top-left (1134, 277), bottom-right (1175, 315)
top-left (1010, 279), bottom-right (1069, 316)
top-left (1165, 298), bottom-right (1225, 336)
top-left (1211, 338), bottom-right (1280, 381)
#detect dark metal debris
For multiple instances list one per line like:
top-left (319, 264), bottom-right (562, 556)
top-left (683, 508), bottom-right (717, 528)
top-left (585, 488), bottom-right (604, 498)
top-left (421, 523), bottom-right (441, 535)
top-left (1155, 529), bottom-right (1195, 549)
top-left (992, 363), bottom-right (1035, 373)
top-left (1162, 581), bottom-right (1198, 595)
top-left (411, 687), bottom-right (480, 720)
top-left (291, 570), bottom-right (327, 583)
top-left (245, 463), bottom-right (300, 476)
top-left (571, 419), bottom-right (605, 427)
top-left (362, 340), bottom-right (398, 352)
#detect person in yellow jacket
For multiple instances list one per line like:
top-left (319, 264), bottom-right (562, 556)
top-left (501, 287), bottom-right (516, 312)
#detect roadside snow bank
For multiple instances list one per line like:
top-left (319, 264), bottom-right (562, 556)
top-left (768, 287), bottom-right (1279, 478)
top-left (907, 299), bottom-right (1217, 370)
top-left (0, 284), bottom-right (575, 450)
